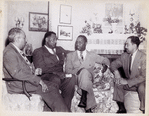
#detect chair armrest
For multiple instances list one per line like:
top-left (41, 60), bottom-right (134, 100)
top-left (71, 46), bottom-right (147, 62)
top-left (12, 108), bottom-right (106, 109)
top-left (2, 78), bottom-right (32, 100)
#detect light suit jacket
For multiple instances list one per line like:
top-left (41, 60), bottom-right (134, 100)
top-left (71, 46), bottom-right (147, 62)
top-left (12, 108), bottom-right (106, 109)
top-left (65, 50), bottom-right (110, 75)
top-left (110, 50), bottom-right (146, 87)
top-left (3, 43), bottom-right (41, 94)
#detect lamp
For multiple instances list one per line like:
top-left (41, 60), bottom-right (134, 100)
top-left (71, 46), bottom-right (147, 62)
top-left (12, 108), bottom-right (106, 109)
top-left (15, 17), bottom-right (24, 28)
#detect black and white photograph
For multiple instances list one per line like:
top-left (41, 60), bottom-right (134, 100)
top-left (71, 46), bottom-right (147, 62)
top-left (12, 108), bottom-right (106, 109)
top-left (0, 0), bottom-right (148, 116)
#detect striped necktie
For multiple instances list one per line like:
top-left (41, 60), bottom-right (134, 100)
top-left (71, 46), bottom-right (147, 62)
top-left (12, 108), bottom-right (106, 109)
top-left (80, 51), bottom-right (84, 62)
top-left (20, 52), bottom-right (34, 72)
top-left (52, 48), bottom-right (59, 60)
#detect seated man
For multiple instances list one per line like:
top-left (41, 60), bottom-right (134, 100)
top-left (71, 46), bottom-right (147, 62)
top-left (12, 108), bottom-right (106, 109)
top-left (3, 28), bottom-right (69, 112)
top-left (32, 31), bottom-right (75, 112)
top-left (110, 36), bottom-right (146, 113)
top-left (65, 35), bottom-right (110, 112)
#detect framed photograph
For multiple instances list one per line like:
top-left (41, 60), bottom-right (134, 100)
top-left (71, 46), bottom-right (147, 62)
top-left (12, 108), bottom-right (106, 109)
top-left (57, 25), bottom-right (73, 41)
top-left (29, 12), bottom-right (48, 32)
top-left (59, 5), bottom-right (72, 24)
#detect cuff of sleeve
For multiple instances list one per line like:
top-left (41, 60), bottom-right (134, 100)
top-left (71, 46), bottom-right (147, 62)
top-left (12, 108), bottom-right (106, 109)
top-left (127, 80), bottom-right (133, 88)
top-left (33, 75), bottom-right (41, 85)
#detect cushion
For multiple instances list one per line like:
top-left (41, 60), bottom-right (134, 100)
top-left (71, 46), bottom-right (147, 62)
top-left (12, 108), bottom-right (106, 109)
top-left (124, 91), bottom-right (142, 113)
top-left (2, 82), bottom-right (44, 112)
top-left (71, 63), bottom-right (118, 113)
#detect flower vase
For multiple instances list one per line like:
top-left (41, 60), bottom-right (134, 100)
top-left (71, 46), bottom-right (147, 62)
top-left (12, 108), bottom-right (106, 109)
top-left (111, 23), bottom-right (117, 34)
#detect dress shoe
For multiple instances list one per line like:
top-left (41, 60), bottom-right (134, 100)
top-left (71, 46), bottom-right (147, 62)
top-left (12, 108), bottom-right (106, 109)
top-left (116, 101), bottom-right (126, 113)
top-left (78, 101), bottom-right (86, 108)
top-left (78, 90), bottom-right (87, 108)
top-left (117, 109), bottom-right (127, 113)
top-left (85, 108), bottom-right (93, 113)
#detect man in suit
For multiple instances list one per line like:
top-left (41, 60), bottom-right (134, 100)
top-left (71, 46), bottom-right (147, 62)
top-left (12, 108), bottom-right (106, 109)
top-left (110, 36), bottom-right (146, 113)
top-left (32, 31), bottom-right (75, 112)
top-left (3, 28), bottom-right (69, 112)
top-left (65, 35), bottom-right (110, 112)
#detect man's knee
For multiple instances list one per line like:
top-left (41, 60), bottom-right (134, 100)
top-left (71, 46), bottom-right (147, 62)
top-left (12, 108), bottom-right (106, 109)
top-left (79, 68), bottom-right (92, 77)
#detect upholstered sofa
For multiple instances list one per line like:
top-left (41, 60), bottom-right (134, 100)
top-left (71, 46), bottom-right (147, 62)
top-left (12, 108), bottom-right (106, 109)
top-left (2, 81), bottom-right (44, 111)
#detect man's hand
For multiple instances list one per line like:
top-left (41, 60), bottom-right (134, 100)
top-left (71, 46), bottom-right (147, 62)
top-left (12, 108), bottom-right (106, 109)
top-left (39, 80), bottom-right (48, 92)
top-left (53, 72), bottom-right (65, 79)
top-left (34, 68), bottom-right (42, 76)
top-left (113, 70), bottom-right (121, 78)
top-left (114, 78), bottom-right (128, 85)
top-left (119, 78), bottom-right (128, 85)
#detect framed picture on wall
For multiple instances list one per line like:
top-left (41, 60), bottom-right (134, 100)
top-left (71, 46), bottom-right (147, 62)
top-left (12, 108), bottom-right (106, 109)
top-left (59, 5), bottom-right (72, 24)
top-left (57, 25), bottom-right (73, 41)
top-left (29, 12), bottom-right (48, 32)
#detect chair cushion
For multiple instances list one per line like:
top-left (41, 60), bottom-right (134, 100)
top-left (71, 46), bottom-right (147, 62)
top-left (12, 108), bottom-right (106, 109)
top-left (71, 63), bottom-right (118, 113)
top-left (124, 91), bottom-right (142, 113)
top-left (2, 82), bottom-right (44, 112)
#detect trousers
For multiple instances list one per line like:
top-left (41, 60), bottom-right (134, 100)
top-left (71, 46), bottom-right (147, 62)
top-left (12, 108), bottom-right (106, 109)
top-left (77, 69), bottom-right (96, 110)
top-left (36, 73), bottom-right (76, 112)
top-left (113, 81), bottom-right (145, 111)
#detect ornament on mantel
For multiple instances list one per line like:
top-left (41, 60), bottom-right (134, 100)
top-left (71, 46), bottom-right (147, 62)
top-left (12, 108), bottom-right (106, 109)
top-left (124, 22), bottom-right (147, 42)
top-left (80, 12), bottom-right (103, 36)
top-left (80, 20), bottom-right (102, 36)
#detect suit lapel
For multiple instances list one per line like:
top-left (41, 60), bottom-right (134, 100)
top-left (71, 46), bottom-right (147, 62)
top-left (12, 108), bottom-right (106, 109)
top-left (9, 43), bottom-right (32, 71)
top-left (43, 46), bottom-right (58, 63)
top-left (73, 51), bottom-right (82, 66)
top-left (9, 44), bottom-right (28, 64)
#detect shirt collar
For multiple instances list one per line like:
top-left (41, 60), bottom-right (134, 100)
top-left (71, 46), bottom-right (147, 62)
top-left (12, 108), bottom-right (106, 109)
top-left (77, 50), bottom-right (87, 58)
top-left (11, 43), bottom-right (22, 53)
top-left (44, 45), bottom-right (55, 54)
top-left (131, 49), bottom-right (138, 57)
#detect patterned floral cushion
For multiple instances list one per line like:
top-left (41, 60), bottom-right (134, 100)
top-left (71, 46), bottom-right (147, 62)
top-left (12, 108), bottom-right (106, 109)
top-left (71, 63), bottom-right (118, 113)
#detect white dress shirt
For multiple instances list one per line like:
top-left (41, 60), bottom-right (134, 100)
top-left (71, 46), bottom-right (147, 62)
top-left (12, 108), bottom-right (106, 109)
top-left (130, 49), bottom-right (138, 70)
top-left (77, 50), bottom-right (87, 60)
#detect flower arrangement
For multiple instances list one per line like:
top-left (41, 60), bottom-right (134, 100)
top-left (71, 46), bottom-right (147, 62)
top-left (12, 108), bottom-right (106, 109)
top-left (124, 22), bottom-right (147, 42)
top-left (80, 20), bottom-right (102, 36)
top-left (32, 15), bottom-right (47, 29)
top-left (80, 21), bottom-right (92, 36)
top-left (103, 17), bottom-right (120, 24)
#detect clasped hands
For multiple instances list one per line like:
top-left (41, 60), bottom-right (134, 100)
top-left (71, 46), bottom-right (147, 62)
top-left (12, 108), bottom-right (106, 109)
top-left (113, 70), bottom-right (128, 85)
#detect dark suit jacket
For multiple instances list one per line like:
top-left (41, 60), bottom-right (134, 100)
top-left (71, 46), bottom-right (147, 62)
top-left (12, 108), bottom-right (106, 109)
top-left (33, 46), bottom-right (68, 74)
top-left (3, 43), bottom-right (41, 94)
top-left (110, 50), bottom-right (146, 88)
top-left (65, 50), bottom-right (110, 75)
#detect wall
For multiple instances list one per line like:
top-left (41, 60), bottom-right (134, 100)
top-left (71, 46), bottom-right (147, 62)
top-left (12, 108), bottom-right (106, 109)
top-left (4, 1), bottom-right (49, 50)
top-left (3, 0), bottom-right (148, 52)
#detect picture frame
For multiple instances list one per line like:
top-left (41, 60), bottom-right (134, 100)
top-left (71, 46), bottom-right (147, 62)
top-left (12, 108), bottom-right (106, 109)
top-left (57, 25), bottom-right (73, 41)
top-left (59, 5), bottom-right (72, 24)
top-left (29, 12), bottom-right (48, 32)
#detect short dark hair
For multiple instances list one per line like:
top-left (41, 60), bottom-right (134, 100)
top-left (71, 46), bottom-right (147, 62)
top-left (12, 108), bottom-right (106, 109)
top-left (127, 36), bottom-right (140, 48)
top-left (77, 35), bottom-right (88, 43)
top-left (7, 28), bottom-right (25, 43)
top-left (42, 31), bottom-right (56, 46)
